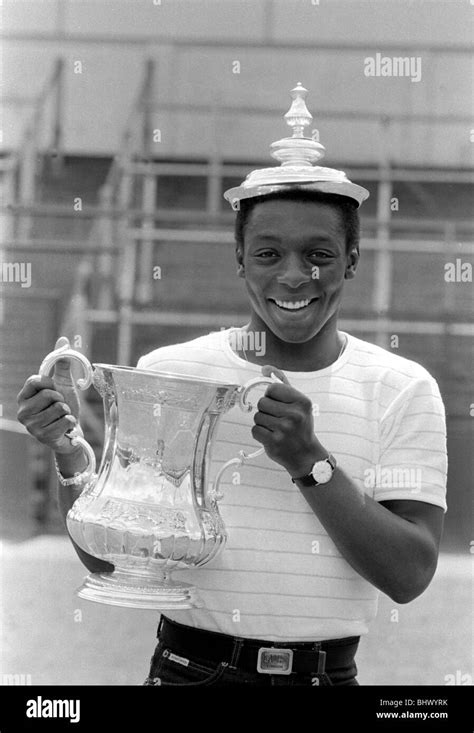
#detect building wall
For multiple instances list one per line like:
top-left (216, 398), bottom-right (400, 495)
top-left (2, 0), bottom-right (472, 165)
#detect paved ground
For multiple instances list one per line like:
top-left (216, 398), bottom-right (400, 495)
top-left (0, 536), bottom-right (472, 686)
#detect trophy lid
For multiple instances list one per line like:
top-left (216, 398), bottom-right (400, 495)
top-left (223, 83), bottom-right (369, 210)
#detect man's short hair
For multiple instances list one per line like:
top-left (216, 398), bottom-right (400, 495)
top-left (234, 189), bottom-right (360, 255)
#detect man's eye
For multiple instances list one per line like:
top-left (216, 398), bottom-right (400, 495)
top-left (255, 251), bottom-right (278, 259)
top-left (310, 252), bottom-right (332, 259)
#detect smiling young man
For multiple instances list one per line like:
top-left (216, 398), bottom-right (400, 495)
top-left (138, 186), bottom-right (446, 687)
top-left (18, 85), bottom-right (447, 688)
top-left (136, 87), bottom-right (447, 687)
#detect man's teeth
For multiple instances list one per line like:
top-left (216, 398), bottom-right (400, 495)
top-left (274, 298), bottom-right (312, 310)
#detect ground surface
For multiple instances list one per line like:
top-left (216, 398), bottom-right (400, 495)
top-left (0, 536), bottom-right (472, 686)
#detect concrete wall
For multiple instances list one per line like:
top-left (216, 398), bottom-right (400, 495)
top-left (2, 0), bottom-right (472, 165)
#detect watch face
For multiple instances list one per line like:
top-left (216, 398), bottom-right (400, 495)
top-left (311, 460), bottom-right (333, 484)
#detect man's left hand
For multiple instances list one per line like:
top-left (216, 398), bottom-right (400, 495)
top-left (251, 382), bottom-right (326, 478)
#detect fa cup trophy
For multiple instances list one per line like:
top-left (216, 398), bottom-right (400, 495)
top-left (39, 343), bottom-right (280, 610)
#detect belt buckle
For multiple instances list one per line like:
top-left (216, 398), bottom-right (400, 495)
top-left (256, 647), bottom-right (293, 675)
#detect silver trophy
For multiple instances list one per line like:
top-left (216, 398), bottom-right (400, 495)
top-left (39, 343), bottom-right (280, 610)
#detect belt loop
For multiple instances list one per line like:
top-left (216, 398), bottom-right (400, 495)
top-left (229, 636), bottom-right (244, 668)
top-left (317, 650), bottom-right (327, 674)
top-left (157, 614), bottom-right (165, 638)
top-left (311, 641), bottom-right (326, 674)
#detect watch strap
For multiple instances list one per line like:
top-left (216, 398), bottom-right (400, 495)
top-left (291, 473), bottom-right (318, 487)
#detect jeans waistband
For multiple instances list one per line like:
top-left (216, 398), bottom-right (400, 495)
top-left (158, 616), bottom-right (360, 675)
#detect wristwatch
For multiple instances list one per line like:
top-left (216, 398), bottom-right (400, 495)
top-left (291, 454), bottom-right (337, 487)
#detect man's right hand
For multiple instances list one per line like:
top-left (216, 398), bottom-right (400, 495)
top-left (16, 336), bottom-right (82, 456)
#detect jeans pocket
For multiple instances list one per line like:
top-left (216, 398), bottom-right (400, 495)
top-left (146, 647), bottom-right (228, 687)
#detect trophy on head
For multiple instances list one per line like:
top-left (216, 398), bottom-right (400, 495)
top-left (223, 82), bottom-right (369, 210)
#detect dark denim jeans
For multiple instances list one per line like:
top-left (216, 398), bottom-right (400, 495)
top-left (144, 618), bottom-right (360, 687)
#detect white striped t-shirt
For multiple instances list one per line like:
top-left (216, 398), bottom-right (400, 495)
top-left (137, 328), bottom-right (447, 641)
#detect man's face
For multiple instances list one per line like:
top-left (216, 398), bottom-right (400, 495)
top-left (238, 199), bottom-right (358, 343)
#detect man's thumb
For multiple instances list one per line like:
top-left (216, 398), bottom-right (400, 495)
top-left (52, 336), bottom-right (75, 386)
top-left (55, 336), bottom-right (70, 351)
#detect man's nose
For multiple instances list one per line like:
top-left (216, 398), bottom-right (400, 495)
top-left (276, 255), bottom-right (311, 289)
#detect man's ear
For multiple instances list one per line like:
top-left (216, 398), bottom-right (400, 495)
top-left (236, 246), bottom-right (245, 278)
top-left (344, 246), bottom-right (359, 280)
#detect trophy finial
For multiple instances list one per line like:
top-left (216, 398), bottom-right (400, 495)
top-left (284, 83), bottom-right (313, 138)
top-left (270, 83), bottom-right (324, 166)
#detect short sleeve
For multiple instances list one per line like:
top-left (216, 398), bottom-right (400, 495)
top-left (374, 376), bottom-right (447, 511)
top-left (136, 352), bottom-right (163, 370)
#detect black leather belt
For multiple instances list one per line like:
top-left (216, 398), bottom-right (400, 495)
top-left (158, 616), bottom-right (359, 676)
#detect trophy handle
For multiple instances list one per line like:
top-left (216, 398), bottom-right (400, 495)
top-left (209, 367), bottom-right (289, 501)
top-left (38, 343), bottom-right (97, 477)
top-left (238, 365), bottom-right (290, 412)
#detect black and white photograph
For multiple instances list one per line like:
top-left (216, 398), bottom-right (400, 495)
top-left (0, 0), bottom-right (472, 726)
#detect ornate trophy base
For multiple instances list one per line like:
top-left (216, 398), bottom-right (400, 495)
top-left (76, 571), bottom-right (204, 610)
